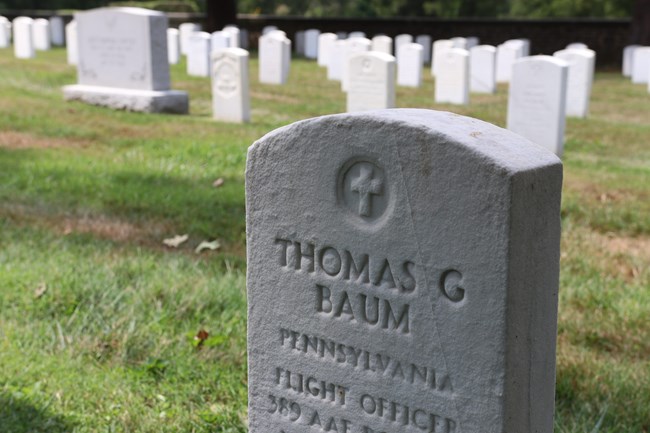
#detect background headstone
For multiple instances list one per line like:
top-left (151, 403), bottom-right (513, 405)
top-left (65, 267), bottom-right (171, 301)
top-left (263, 25), bottom-right (278, 35)
top-left (397, 43), bottom-right (423, 87)
top-left (259, 32), bottom-right (291, 85)
top-left (371, 35), bottom-right (392, 55)
top-left (466, 36), bottom-right (480, 49)
top-left (505, 38), bottom-right (530, 56)
top-left (432, 39), bottom-right (453, 77)
top-left (63, 7), bottom-right (188, 114)
top-left (566, 42), bottom-right (588, 50)
top-left (327, 40), bottom-right (347, 81)
top-left (631, 47), bottom-right (650, 84)
top-left (167, 28), bottom-right (180, 65)
top-left (342, 37), bottom-right (371, 92)
top-left (65, 20), bottom-right (78, 65)
top-left (554, 48), bottom-right (595, 118)
top-left (347, 52), bottom-right (396, 112)
top-left (0, 16), bottom-right (11, 48)
top-left (349, 31), bottom-right (366, 38)
top-left (223, 25), bottom-right (240, 48)
top-left (451, 36), bottom-right (468, 49)
top-left (435, 48), bottom-right (470, 105)
top-left (623, 45), bottom-right (640, 77)
top-left (179, 22), bottom-right (200, 55)
top-left (394, 33), bottom-right (413, 58)
top-left (211, 31), bottom-right (232, 52)
top-left (317, 33), bottom-right (337, 67)
top-left (294, 30), bottom-right (305, 55)
top-left (470, 45), bottom-right (497, 94)
top-left (187, 31), bottom-right (211, 77)
top-left (416, 34), bottom-right (432, 64)
top-left (246, 108), bottom-right (563, 433)
top-left (507, 55), bottom-right (568, 156)
top-left (49, 16), bottom-right (64, 46)
top-left (304, 29), bottom-right (320, 59)
top-left (212, 47), bottom-right (250, 123)
top-left (32, 18), bottom-right (51, 51)
top-left (13, 17), bottom-right (34, 59)
top-left (496, 42), bottom-right (524, 83)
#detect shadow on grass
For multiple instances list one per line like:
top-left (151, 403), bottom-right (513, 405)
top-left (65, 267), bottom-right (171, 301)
top-left (0, 394), bottom-right (74, 433)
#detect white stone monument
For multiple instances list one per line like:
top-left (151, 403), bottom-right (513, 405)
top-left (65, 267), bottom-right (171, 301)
top-left (451, 36), bottom-right (468, 49)
top-left (167, 28), bottom-right (180, 65)
top-left (554, 48), bottom-right (595, 118)
top-left (66, 20), bottom-right (78, 65)
top-left (397, 43), bottom-right (423, 87)
top-left (63, 7), bottom-right (188, 114)
top-left (416, 34), bottom-right (432, 63)
top-left (294, 30), bottom-right (305, 55)
top-left (623, 45), bottom-right (640, 77)
top-left (349, 31), bottom-right (366, 38)
top-left (13, 17), bottom-right (34, 59)
top-left (259, 32), bottom-right (291, 85)
top-left (49, 16), bottom-right (65, 46)
top-left (179, 22), bottom-right (200, 55)
top-left (431, 39), bottom-right (453, 77)
top-left (211, 30), bottom-right (232, 52)
top-left (32, 18), bottom-right (51, 51)
top-left (566, 42), bottom-right (588, 50)
top-left (342, 37), bottom-right (372, 92)
top-left (470, 45), bottom-right (497, 94)
top-left (507, 56), bottom-right (568, 156)
top-left (631, 47), bottom-right (650, 84)
top-left (317, 32), bottom-right (337, 67)
top-left (212, 47), bottom-right (250, 123)
top-left (0, 16), bottom-right (11, 48)
top-left (304, 29), bottom-right (320, 59)
top-left (505, 38), bottom-right (530, 56)
top-left (347, 52), bottom-right (396, 112)
top-left (371, 35), bottom-right (392, 55)
top-left (187, 31), bottom-right (211, 77)
top-left (223, 25), bottom-right (240, 48)
top-left (435, 48), bottom-right (470, 105)
top-left (394, 34), bottom-right (413, 58)
top-left (327, 40), bottom-right (347, 81)
top-left (466, 36), bottom-right (480, 49)
top-left (246, 108), bottom-right (563, 433)
top-left (496, 42), bottom-right (524, 83)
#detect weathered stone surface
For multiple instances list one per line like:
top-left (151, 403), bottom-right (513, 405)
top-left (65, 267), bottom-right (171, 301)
top-left (507, 55), bottom-right (568, 156)
top-left (211, 47), bottom-right (250, 123)
top-left (246, 108), bottom-right (562, 433)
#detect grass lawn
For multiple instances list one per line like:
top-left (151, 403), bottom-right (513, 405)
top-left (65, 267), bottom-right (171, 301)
top-left (0, 47), bottom-right (648, 433)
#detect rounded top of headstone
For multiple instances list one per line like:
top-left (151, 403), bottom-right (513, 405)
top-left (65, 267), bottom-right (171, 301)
top-left (249, 109), bottom-right (561, 174)
top-left (471, 44), bottom-right (497, 53)
top-left (81, 7), bottom-right (166, 17)
top-left (515, 54), bottom-right (569, 68)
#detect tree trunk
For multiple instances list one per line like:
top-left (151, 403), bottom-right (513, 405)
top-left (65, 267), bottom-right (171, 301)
top-left (631, 0), bottom-right (650, 44)
top-left (205, 0), bottom-right (237, 33)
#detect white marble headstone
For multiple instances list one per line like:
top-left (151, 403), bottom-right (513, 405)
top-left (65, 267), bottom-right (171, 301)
top-left (305, 29), bottom-right (320, 59)
top-left (554, 48), bottom-right (595, 118)
top-left (631, 47), bottom-right (650, 84)
top-left (496, 42), bottom-right (524, 83)
top-left (32, 18), bottom-right (51, 51)
top-left (397, 43), bottom-right (423, 88)
top-left (394, 34), bottom-right (413, 58)
top-left (13, 17), bottom-right (35, 59)
top-left (431, 39), bottom-right (453, 77)
top-left (246, 108), bottom-right (563, 433)
top-left (211, 31), bottom-right (232, 52)
top-left (451, 36), bottom-right (467, 50)
top-left (505, 38), bottom-right (530, 57)
top-left (167, 28), bottom-right (180, 65)
top-left (371, 35), bottom-right (392, 55)
top-left (622, 45), bottom-right (640, 77)
top-left (223, 25), bottom-right (240, 48)
top-left (347, 52), bottom-right (396, 112)
top-left (435, 48), bottom-right (470, 105)
top-left (317, 33), bottom-right (337, 67)
top-left (327, 40), bottom-right (347, 81)
top-left (263, 25), bottom-right (278, 35)
top-left (187, 31), bottom-right (211, 77)
top-left (212, 47), bottom-right (250, 123)
top-left (507, 55), bottom-right (568, 156)
top-left (470, 45), bottom-right (497, 94)
top-left (179, 22), bottom-right (201, 55)
top-left (63, 7), bottom-right (187, 114)
top-left (294, 30), bottom-right (305, 55)
top-left (466, 36), bottom-right (480, 49)
top-left (349, 31), bottom-right (366, 39)
top-left (259, 33), bottom-right (291, 85)
top-left (416, 35), bottom-right (432, 64)
top-left (49, 16), bottom-right (65, 46)
top-left (0, 16), bottom-right (11, 48)
top-left (566, 42), bottom-right (588, 50)
top-left (342, 37), bottom-right (372, 92)
top-left (65, 20), bottom-right (78, 65)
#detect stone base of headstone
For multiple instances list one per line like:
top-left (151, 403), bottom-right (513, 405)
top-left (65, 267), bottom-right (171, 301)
top-left (62, 85), bottom-right (189, 114)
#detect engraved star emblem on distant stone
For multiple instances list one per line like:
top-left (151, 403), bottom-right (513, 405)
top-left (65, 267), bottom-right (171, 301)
top-left (350, 165), bottom-right (383, 217)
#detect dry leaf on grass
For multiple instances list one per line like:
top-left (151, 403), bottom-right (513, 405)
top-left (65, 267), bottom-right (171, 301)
top-left (34, 282), bottom-right (47, 299)
top-left (162, 234), bottom-right (189, 248)
top-left (195, 240), bottom-right (221, 253)
top-left (212, 178), bottom-right (225, 188)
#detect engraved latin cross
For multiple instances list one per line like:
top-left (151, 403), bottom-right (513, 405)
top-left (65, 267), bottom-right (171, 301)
top-left (350, 165), bottom-right (383, 217)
